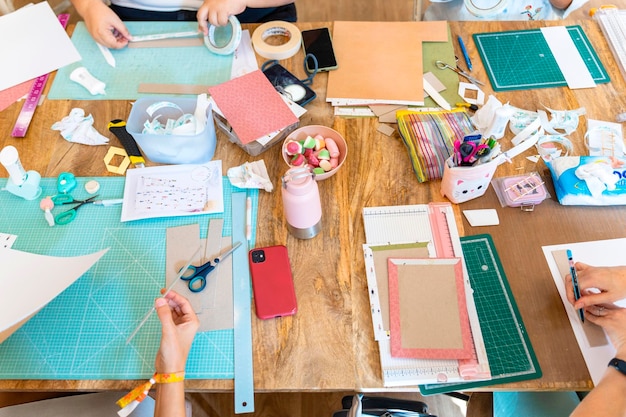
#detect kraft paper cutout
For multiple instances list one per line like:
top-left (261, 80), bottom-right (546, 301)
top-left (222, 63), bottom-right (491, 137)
top-left (327, 21), bottom-right (449, 104)
top-left (208, 69), bottom-right (298, 144)
top-left (388, 257), bottom-right (474, 360)
top-left (369, 243), bottom-right (430, 335)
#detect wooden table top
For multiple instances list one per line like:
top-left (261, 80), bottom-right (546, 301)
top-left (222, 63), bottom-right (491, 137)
top-left (1, 19), bottom-right (625, 393)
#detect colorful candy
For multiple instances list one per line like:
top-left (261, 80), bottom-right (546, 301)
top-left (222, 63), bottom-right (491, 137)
top-left (284, 134), bottom-right (342, 173)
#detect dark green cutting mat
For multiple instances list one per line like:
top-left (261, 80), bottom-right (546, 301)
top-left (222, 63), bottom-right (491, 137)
top-left (419, 234), bottom-right (541, 395)
top-left (473, 25), bottom-right (609, 91)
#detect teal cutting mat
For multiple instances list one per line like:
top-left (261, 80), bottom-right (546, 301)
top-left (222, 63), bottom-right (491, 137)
top-left (419, 234), bottom-right (541, 395)
top-left (48, 22), bottom-right (233, 100)
top-left (473, 25), bottom-right (609, 92)
top-left (0, 177), bottom-right (257, 380)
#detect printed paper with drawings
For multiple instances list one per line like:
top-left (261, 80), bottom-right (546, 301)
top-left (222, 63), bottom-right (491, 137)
top-left (542, 238), bottom-right (626, 385)
top-left (362, 204), bottom-right (490, 386)
top-left (0, 247), bottom-right (108, 343)
top-left (121, 160), bottom-right (223, 222)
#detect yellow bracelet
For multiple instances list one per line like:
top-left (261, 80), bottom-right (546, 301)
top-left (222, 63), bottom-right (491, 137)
top-left (116, 371), bottom-right (185, 416)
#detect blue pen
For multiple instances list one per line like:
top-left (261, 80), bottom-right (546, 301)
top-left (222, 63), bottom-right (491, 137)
top-left (567, 249), bottom-right (585, 322)
top-left (457, 35), bottom-right (472, 72)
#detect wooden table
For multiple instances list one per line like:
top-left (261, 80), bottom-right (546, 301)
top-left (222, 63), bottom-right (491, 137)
top-left (0, 20), bottom-right (625, 393)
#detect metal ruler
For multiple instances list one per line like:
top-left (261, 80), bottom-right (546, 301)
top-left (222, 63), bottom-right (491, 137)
top-left (11, 13), bottom-right (70, 138)
top-left (231, 192), bottom-right (254, 413)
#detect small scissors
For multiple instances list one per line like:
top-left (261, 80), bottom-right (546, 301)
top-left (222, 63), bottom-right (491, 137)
top-left (180, 241), bottom-right (242, 292)
top-left (435, 60), bottom-right (485, 86)
top-left (52, 194), bottom-right (99, 225)
top-left (454, 140), bottom-right (490, 166)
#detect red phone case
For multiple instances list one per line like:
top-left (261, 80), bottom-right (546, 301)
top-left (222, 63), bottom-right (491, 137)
top-left (249, 245), bottom-right (297, 319)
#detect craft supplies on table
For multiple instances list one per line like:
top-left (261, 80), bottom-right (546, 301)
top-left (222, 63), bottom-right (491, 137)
top-left (0, 176), bottom-right (258, 381)
top-left (48, 22), bottom-right (233, 100)
top-left (473, 25), bottom-right (609, 91)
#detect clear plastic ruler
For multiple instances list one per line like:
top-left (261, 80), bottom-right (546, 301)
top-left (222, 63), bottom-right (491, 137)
top-left (231, 192), bottom-right (254, 413)
top-left (11, 13), bottom-right (70, 138)
top-left (593, 8), bottom-right (626, 81)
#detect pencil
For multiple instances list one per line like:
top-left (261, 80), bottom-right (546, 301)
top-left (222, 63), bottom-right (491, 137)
top-left (457, 35), bottom-right (472, 72)
top-left (567, 249), bottom-right (585, 322)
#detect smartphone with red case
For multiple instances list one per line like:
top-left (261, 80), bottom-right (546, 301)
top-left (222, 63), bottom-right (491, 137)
top-left (249, 245), bottom-right (297, 319)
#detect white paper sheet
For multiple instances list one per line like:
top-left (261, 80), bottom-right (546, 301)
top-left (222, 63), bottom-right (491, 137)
top-left (542, 238), bottom-right (626, 385)
top-left (0, 2), bottom-right (81, 91)
top-left (0, 247), bottom-right (108, 343)
top-left (541, 26), bottom-right (596, 90)
top-left (121, 160), bottom-right (224, 222)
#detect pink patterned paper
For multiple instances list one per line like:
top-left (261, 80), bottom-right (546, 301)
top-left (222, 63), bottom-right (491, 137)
top-left (0, 79), bottom-right (34, 113)
top-left (208, 70), bottom-right (298, 145)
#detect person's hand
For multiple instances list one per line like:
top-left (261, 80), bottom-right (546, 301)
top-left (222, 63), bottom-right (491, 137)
top-left (80, 0), bottom-right (131, 49)
top-left (154, 290), bottom-right (199, 374)
top-left (196, 0), bottom-right (247, 34)
top-left (565, 264), bottom-right (626, 309)
top-left (585, 304), bottom-right (626, 356)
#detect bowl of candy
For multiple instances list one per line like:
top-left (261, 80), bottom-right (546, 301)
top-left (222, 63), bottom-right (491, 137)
top-left (281, 125), bottom-right (347, 180)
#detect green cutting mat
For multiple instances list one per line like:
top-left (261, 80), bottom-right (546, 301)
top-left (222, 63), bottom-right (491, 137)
top-left (419, 234), bottom-right (541, 395)
top-left (473, 25), bottom-right (609, 92)
top-left (0, 177), bottom-right (257, 380)
top-left (48, 22), bottom-right (233, 100)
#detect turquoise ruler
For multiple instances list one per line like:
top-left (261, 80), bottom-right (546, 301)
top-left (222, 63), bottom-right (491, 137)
top-left (231, 192), bottom-right (255, 413)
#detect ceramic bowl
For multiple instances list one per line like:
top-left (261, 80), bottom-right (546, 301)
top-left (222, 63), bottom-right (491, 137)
top-left (281, 125), bottom-right (347, 180)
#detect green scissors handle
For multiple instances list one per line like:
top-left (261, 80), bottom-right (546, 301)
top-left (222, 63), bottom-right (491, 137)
top-left (53, 195), bottom-right (98, 225)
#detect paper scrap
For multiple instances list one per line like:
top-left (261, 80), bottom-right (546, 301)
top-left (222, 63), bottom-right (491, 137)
top-left (0, 247), bottom-right (108, 343)
top-left (541, 26), bottom-right (595, 90)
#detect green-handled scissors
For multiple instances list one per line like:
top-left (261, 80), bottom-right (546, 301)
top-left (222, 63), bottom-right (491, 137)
top-left (52, 194), bottom-right (99, 225)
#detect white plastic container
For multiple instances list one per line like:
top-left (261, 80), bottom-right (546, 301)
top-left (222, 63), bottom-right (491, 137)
top-left (127, 97), bottom-right (216, 164)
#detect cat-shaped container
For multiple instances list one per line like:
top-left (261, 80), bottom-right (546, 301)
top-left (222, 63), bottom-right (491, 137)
top-left (440, 156), bottom-right (500, 204)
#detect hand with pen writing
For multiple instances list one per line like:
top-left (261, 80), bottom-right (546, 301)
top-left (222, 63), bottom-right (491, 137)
top-left (71, 0), bottom-right (131, 49)
top-left (565, 263), bottom-right (626, 351)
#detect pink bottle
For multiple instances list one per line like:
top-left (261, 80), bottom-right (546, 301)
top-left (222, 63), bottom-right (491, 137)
top-left (281, 167), bottom-right (322, 239)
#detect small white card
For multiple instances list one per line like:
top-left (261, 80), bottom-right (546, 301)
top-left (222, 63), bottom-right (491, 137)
top-left (463, 209), bottom-right (500, 227)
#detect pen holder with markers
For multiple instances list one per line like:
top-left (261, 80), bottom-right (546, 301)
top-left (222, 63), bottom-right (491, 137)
top-left (440, 156), bottom-right (500, 204)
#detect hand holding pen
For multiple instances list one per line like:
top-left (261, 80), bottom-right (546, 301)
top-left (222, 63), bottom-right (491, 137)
top-left (567, 263), bottom-right (626, 309)
top-left (567, 250), bottom-right (585, 322)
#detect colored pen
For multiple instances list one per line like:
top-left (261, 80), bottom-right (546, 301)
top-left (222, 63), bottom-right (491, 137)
top-left (567, 249), bottom-right (585, 322)
top-left (457, 35), bottom-right (472, 72)
top-left (246, 196), bottom-right (252, 246)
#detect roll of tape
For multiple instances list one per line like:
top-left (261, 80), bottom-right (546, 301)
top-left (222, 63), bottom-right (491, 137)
top-left (251, 21), bottom-right (302, 60)
top-left (204, 15), bottom-right (242, 55)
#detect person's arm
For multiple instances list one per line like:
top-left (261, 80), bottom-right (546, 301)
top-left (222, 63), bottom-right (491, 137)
top-left (70, 0), bottom-right (131, 48)
top-left (196, 0), bottom-right (293, 32)
top-left (153, 291), bottom-right (199, 417)
top-left (570, 307), bottom-right (626, 416)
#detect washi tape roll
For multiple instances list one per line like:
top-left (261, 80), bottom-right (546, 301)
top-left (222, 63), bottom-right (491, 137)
top-left (204, 15), bottom-right (242, 55)
top-left (251, 21), bottom-right (302, 60)
top-left (536, 135), bottom-right (574, 160)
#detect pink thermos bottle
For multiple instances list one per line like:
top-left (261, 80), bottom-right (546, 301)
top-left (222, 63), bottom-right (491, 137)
top-left (281, 166), bottom-right (322, 239)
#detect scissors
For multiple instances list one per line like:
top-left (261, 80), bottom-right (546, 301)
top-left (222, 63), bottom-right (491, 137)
top-left (180, 241), bottom-right (242, 292)
top-left (454, 140), bottom-right (490, 166)
top-left (51, 194), bottom-right (99, 225)
top-left (435, 60), bottom-right (485, 86)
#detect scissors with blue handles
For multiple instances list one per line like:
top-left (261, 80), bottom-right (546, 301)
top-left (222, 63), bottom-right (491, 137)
top-left (51, 194), bottom-right (99, 225)
top-left (180, 241), bottom-right (242, 292)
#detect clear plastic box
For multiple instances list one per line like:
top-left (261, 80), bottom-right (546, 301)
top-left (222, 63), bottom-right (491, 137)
top-left (127, 97), bottom-right (216, 164)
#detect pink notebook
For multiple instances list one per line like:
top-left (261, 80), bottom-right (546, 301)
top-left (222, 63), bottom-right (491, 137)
top-left (208, 69), bottom-right (299, 145)
top-left (387, 257), bottom-right (474, 360)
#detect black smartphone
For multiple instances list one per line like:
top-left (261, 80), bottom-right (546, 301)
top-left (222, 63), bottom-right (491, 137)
top-left (301, 27), bottom-right (338, 72)
top-left (262, 62), bottom-right (316, 106)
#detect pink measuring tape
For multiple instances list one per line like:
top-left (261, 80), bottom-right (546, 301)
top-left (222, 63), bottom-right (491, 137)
top-left (11, 13), bottom-right (70, 138)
